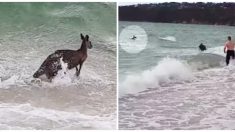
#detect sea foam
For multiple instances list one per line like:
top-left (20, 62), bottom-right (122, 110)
top-left (120, 58), bottom-right (193, 96)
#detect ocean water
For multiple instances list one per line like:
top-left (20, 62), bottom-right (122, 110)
top-left (119, 21), bottom-right (235, 129)
top-left (0, 3), bottom-right (116, 129)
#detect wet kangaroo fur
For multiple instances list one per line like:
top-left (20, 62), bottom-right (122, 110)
top-left (33, 34), bottom-right (92, 80)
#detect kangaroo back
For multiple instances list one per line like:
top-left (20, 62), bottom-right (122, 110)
top-left (33, 52), bottom-right (62, 78)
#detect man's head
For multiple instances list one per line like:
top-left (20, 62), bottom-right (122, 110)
top-left (199, 43), bottom-right (206, 51)
top-left (228, 36), bottom-right (231, 41)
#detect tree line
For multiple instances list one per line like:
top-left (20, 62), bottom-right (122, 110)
top-left (119, 2), bottom-right (235, 26)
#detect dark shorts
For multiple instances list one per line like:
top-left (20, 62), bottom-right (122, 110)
top-left (226, 50), bottom-right (235, 65)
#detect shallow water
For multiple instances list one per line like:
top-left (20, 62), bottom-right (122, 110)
top-left (119, 66), bottom-right (235, 129)
top-left (119, 21), bottom-right (235, 129)
top-left (0, 3), bottom-right (116, 129)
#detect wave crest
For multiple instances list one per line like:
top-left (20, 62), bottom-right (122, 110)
top-left (120, 58), bottom-right (193, 96)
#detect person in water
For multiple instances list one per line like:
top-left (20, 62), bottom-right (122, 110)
top-left (224, 36), bottom-right (235, 65)
top-left (199, 43), bottom-right (207, 51)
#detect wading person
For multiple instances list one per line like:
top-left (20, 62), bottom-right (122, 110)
top-left (224, 36), bottom-right (235, 65)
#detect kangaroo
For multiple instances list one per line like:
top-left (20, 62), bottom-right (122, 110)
top-left (33, 33), bottom-right (92, 80)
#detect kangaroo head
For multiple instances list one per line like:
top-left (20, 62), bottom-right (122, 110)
top-left (81, 34), bottom-right (92, 49)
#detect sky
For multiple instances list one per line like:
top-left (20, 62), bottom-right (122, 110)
top-left (119, 0), bottom-right (235, 6)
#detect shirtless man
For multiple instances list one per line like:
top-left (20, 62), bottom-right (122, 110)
top-left (224, 36), bottom-right (235, 65)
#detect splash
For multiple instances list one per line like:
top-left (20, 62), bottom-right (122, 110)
top-left (120, 58), bottom-right (193, 96)
top-left (159, 36), bottom-right (176, 42)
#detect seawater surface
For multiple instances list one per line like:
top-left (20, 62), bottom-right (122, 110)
top-left (0, 3), bottom-right (116, 129)
top-left (119, 21), bottom-right (235, 129)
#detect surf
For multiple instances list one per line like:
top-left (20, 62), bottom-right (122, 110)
top-left (0, 3), bottom-right (116, 129)
top-left (159, 36), bottom-right (176, 42)
top-left (120, 57), bottom-right (193, 97)
top-left (120, 52), bottom-right (230, 97)
top-left (187, 53), bottom-right (225, 70)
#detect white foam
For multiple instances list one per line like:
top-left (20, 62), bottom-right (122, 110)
top-left (119, 64), bottom-right (235, 129)
top-left (159, 36), bottom-right (176, 42)
top-left (206, 46), bottom-right (225, 57)
top-left (51, 57), bottom-right (73, 85)
top-left (0, 103), bottom-right (115, 130)
top-left (0, 75), bottom-right (25, 89)
top-left (120, 58), bottom-right (193, 97)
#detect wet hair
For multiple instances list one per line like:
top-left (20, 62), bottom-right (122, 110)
top-left (199, 43), bottom-right (206, 51)
top-left (228, 36), bottom-right (231, 41)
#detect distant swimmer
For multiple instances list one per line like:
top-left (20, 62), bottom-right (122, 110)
top-left (199, 43), bottom-right (207, 51)
top-left (131, 35), bottom-right (137, 40)
top-left (224, 36), bottom-right (235, 65)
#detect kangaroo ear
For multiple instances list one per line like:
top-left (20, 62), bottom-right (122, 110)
top-left (85, 35), bottom-right (89, 40)
top-left (81, 34), bottom-right (84, 40)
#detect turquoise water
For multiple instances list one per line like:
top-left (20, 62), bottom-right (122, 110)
top-left (0, 3), bottom-right (116, 36)
top-left (119, 21), bottom-right (235, 129)
top-left (119, 21), bottom-right (235, 80)
top-left (0, 3), bottom-right (116, 129)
